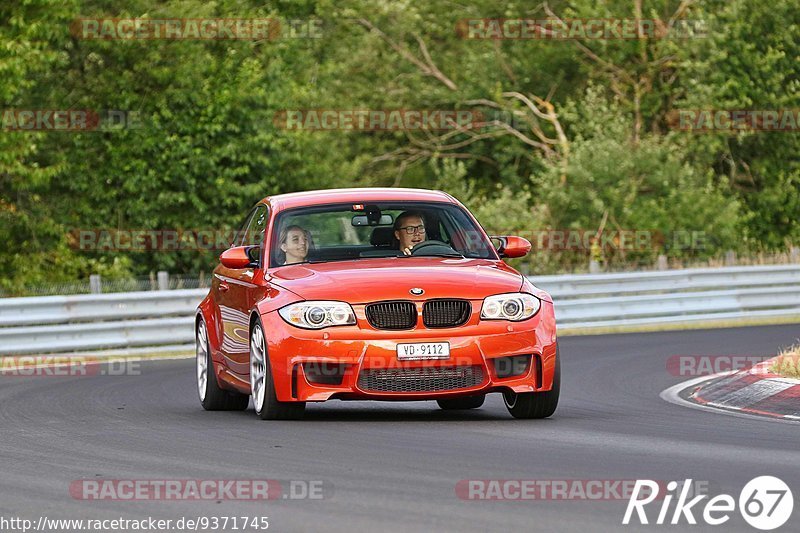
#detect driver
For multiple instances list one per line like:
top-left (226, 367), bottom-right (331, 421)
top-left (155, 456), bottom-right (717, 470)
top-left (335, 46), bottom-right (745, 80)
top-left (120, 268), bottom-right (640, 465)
top-left (393, 211), bottom-right (427, 255)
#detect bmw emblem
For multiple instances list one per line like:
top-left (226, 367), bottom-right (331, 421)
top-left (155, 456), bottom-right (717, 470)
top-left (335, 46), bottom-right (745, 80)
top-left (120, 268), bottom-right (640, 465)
top-left (410, 287), bottom-right (424, 296)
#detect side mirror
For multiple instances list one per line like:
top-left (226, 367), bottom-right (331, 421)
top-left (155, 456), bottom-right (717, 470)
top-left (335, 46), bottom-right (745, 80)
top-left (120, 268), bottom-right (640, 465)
top-left (492, 236), bottom-right (531, 258)
top-left (220, 246), bottom-right (259, 269)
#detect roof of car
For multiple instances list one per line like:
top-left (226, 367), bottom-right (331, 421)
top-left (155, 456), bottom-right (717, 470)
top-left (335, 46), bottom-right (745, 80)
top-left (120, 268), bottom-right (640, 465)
top-left (264, 188), bottom-right (457, 211)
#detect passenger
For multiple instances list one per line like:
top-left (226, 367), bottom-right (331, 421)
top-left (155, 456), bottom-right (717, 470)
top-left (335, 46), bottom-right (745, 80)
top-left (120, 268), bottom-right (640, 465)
top-left (279, 225), bottom-right (312, 265)
top-left (393, 211), bottom-right (427, 256)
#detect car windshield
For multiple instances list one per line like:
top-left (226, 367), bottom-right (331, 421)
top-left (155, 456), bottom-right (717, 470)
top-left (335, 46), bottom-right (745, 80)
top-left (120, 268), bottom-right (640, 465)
top-left (270, 202), bottom-right (497, 267)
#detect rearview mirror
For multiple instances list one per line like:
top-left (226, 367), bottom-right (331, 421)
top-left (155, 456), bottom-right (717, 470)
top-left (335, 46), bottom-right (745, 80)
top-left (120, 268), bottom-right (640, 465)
top-left (352, 214), bottom-right (394, 226)
top-left (492, 236), bottom-right (531, 258)
top-left (220, 246), bottom-right (259, 268)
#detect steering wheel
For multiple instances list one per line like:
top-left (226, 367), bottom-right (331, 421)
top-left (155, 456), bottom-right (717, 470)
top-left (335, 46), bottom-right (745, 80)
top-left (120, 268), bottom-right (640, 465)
top-left (410, 240), bottom-right (460, 257)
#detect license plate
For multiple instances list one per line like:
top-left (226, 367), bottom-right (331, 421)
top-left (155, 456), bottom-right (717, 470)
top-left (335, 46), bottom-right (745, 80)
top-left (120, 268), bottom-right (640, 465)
top-left (396, 342), bottom-right (450, 360)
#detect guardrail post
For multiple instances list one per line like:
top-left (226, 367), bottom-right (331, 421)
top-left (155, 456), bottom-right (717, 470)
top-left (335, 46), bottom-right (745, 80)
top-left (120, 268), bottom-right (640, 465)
top-left (791, 247), bottom-right (799, 263)
top-left (656, 255), bottom-right (668, 270)
top-left (157, 271), bottom-right (169, 291)
top-left (89, 274), bottom-right (102, 294)
top-left (724, 250), bottom-right (737, 266)
top-left (589, 260), bottom-right (601, 273)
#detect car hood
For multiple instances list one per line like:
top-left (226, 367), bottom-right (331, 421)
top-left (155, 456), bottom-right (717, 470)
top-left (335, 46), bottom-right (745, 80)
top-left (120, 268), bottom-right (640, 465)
top-left (269, 257), bottom-right (525, 303)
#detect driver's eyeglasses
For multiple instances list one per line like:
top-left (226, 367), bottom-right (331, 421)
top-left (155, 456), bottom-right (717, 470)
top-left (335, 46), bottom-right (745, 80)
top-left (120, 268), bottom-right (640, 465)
top-left (399, 225), bottom-right (426, 235)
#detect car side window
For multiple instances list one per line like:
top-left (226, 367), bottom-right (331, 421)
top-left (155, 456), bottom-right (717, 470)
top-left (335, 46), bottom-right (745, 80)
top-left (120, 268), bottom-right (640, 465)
top-left (235, 207), bottom-right (258, 247)
top-left (242, 205), bottom-right (268, 247)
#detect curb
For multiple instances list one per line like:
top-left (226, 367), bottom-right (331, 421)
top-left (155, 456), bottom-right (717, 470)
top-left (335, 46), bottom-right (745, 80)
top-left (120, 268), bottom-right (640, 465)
top-left (680, 359), bottom-right (800, 421)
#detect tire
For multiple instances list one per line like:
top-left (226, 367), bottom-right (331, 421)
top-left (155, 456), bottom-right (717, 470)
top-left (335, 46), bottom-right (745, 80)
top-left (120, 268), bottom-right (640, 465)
top-left (436, 394), bottom-right (486, 410)
top-left (250, 319), bottom-right (305, 420)
top-left (503, 347), bottom-right (560, 419)
top-left (196, 318), bottom-right (250, 411)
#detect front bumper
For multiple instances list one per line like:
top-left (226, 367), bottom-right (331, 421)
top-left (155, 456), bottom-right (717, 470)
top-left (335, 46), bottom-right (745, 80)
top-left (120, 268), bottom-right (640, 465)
top-left (261, 301), bottom-right (558, 402)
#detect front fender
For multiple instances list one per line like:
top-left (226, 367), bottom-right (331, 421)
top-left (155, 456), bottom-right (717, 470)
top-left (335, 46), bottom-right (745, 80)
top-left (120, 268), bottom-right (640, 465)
top-left (253, 283), bottom-right (305, 317)
top-left (521, 277), bottom-right (553, 304)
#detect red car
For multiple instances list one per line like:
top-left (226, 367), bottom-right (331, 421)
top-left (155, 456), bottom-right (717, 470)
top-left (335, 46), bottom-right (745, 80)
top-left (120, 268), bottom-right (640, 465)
top-left (196, 188), bottom-right (559, 420)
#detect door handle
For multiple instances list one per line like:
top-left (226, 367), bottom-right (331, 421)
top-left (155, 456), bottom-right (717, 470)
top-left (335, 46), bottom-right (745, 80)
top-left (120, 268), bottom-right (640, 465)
top-left (219, 281), bottom-right (230, 293)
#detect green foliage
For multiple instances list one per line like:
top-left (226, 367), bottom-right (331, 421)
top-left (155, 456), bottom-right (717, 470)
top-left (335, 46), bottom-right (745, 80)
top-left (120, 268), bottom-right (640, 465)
top-left (680, 0), bottom-right (800, 248)
top-left (0, 0), bottom-right (77, 292)
top-left (536, 89), bottom-right (740, 260)
top-left (0, 0), bottom-right (796, 288)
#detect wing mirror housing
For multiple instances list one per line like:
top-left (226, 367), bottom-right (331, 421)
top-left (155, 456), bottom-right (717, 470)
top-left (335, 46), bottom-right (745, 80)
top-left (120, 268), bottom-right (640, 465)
top-left (492, 236), bottom-right (531, 258)
top-left (220, 246), bottom-right (259, 268)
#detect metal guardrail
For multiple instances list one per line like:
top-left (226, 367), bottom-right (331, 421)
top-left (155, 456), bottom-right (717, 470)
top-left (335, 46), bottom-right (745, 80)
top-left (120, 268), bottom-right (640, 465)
top-left (1, 265), bottom-right (799, 355)
top-left (0, 289), bottom-right (205, 327)
top-left (533, 264), bottom-right (800, 298)
top-left (538, 265), bottom-right (800, 328)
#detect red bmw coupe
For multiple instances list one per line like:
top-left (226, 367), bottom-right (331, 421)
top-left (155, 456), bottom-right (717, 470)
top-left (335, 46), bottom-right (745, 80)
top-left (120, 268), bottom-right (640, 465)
top-left (196, 188), bottom-right (559, 420)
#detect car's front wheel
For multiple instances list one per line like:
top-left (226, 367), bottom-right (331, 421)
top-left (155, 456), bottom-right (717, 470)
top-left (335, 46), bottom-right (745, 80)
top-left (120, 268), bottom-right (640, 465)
top-left (503, 348), bottom-right (560, 419)
top-left (250, 319), bottom-right (305, 420)
top-left (436, 394), bottom-right (485, 410)
top-left (196, 318), bottom-right (249, 411)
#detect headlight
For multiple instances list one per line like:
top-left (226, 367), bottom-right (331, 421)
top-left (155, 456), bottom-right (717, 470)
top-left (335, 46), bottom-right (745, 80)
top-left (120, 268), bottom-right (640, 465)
top-left (481, 293), bottom-right (540, 321)
top-left (278, 301), bottom-right (356, 329)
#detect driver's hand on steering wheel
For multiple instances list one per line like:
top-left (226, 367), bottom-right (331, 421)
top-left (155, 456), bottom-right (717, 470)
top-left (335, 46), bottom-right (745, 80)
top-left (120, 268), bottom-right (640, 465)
top-left (402, 246), bottom-right (413, 256)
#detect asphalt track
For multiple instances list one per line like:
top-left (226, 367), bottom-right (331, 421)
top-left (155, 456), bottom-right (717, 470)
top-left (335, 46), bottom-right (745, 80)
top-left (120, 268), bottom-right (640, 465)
top-left (1, 324), bottom-right (799, 532)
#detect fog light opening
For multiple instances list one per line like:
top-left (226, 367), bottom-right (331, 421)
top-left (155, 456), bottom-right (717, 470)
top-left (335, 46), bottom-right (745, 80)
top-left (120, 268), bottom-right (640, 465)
top-left (493, 355), bottom-right (532, 379)
top-left (302, 362), bottom-right (349, 386)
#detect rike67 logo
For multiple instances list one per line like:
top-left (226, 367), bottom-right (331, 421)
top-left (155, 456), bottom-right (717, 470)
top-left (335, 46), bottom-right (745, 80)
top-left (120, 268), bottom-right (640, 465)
top-left (624, 477), bottom-right (793, 530)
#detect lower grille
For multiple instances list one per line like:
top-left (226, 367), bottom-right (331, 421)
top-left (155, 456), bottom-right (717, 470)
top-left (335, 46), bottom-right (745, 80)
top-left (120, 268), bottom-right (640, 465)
top-left (357, 365), bottom-right (484, 393)
top-left (365, 301), bottom-right (416, 330)
top-left (423, 299), bottom-right (471, 328)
